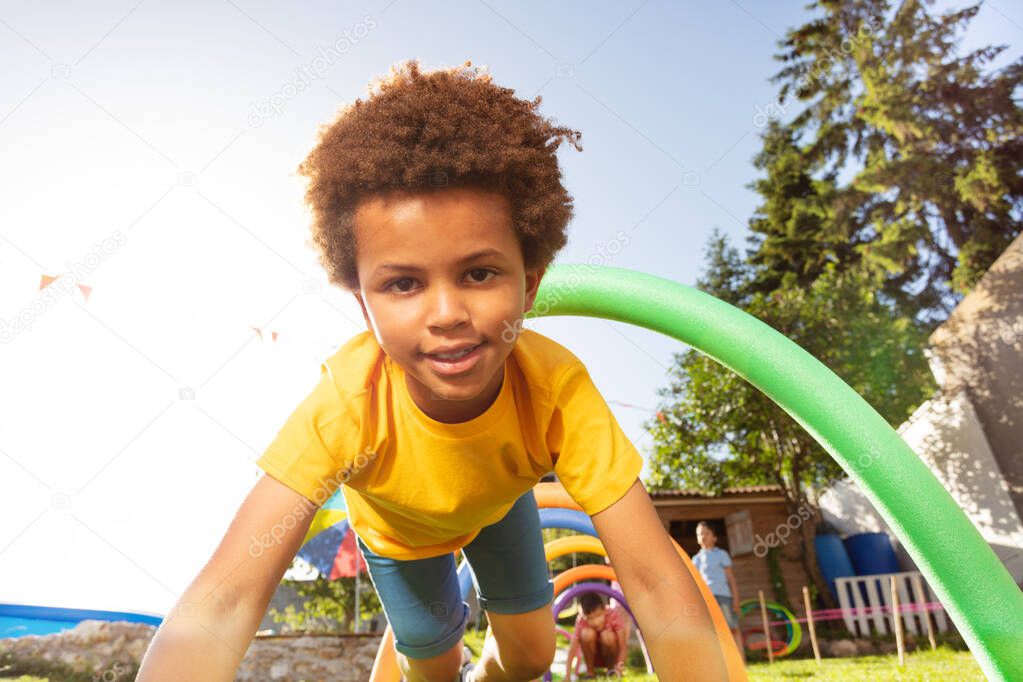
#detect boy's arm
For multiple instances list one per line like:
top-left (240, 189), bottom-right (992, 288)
top-left (614, 620), bottom-right (629, 669)
top-left (137, 473), bottom-right (319, 681)
top-left (724, 565), bottom-right (741, 612)
top-left (565, 630), bottom-right (580, 674)
top-left (590, 478), bottom-right (729, 680)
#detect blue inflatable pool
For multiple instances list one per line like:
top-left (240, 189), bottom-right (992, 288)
top-left (0, 603), bottom-right (163, 639)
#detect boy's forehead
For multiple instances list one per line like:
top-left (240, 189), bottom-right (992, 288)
top-left (355, 187), bottom-right (512, 225)
top-left (354, 188), bottom-right (520, 267)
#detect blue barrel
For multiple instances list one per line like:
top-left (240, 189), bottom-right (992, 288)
top-left (814, 534), bottom-right (856, 600)
top-left (843, 532), bottom-right (900, 575)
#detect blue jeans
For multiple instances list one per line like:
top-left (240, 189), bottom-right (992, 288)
top-left (355, 487), bottom-right (555, 660)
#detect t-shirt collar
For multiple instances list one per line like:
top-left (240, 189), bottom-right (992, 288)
top-left (388, 355), bottom-right (512, 438)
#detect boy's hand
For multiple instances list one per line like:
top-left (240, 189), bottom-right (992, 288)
top-left (732, 597), bottom-right (741, 615)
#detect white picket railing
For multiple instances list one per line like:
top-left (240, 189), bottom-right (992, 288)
top-left (833, 571), bottom-right (948, 637)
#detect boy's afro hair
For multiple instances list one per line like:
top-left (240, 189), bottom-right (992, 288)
top-left (296, 58), bottom-right (583, 292)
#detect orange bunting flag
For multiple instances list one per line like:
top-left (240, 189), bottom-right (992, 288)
top-left (251, 326), bottom-right (280, 343)
top-left (39, 274), bottom-right (92, 302)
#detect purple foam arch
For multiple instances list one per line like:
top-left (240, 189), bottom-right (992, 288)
top-left (544, 581), bottom-right (654, 681)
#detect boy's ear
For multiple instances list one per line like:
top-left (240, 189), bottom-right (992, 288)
top-left (353, 291), bottom-right (374, 332)
top-left (523, 266), bottom-right (546, 314)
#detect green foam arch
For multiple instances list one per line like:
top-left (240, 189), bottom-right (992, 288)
top-left (532, 264), bottom-right (1023, 681)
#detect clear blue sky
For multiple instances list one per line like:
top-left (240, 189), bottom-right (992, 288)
top-left (1, 0), bottom-right (1018, 614)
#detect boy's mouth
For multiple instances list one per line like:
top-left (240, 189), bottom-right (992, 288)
top-left (422, 341), bottom-right (485, 375)
top-left (424, 341), bottom-right (482, 359)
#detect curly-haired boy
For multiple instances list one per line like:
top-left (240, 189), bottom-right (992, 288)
top-left (138, 59), bottom-right (730, 682)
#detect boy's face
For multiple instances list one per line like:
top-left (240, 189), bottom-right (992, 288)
top-left (697, 524), bottom-right (717, 550)
top-left (584, 605), bottom-right (607, 630)
top-left (352, 186), bottom-right (544, 423)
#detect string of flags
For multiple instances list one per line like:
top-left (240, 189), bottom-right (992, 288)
top-left (250, 326), bottom-right (280, 343)
top-left (39, 274), bottom-right (92, 302)
top-left (34, 277), bottom-right (677, 402)
top-left (609, 399), bottom-right (668, 424)
top-left (39, 273), bottom-right (286, 344)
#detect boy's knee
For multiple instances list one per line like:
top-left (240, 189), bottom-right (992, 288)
top-left (579, 627), bottom-right (597, 643)
top-left (504, 649), bottom-right (555, 680)
top-left (397, 639), bottom-right (464, 682)
top-left (599, 629), bottom-right (617, 646)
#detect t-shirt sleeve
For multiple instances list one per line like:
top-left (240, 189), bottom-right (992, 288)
top-left (720, 549), bottom-right (733, 568)
top-left (546, 361), bottom-right (644, 516)
top-left (255, 363), bottom-right (358, 506)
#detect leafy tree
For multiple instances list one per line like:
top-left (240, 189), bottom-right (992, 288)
top-left (752, 0), bottom-right (1022, 323)
top-left (270, 566), bottom-right (381, 634)
top-left (646, 230), bottom-right (936, 606)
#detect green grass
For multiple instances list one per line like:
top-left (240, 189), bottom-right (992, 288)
top-left (463, 628), bottom-right (984, 681)
top-left (2, 641), bottom-right (983, 681)
top-left (578, 648), bottom-right (984, 681)
top-left (742, 648), bottom-right (984, 681)
top-left (538, 648), bottom-right (983, 680)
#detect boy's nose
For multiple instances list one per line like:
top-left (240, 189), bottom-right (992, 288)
top-left (426, 284), bottom-right (470, 330)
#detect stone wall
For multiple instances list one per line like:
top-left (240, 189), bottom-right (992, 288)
top-left (0, 620), bottom-right (384, 681)
top-left (238, 633), bottom-right (381, 681)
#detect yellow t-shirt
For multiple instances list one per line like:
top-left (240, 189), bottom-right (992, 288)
top-left (255, 328), bottom-right (644, 560)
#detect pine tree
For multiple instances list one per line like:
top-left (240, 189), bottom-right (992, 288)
top-left (745, 120), bottom-right (851, 295)
top-left (753, 0), bottom-right (1022, 322)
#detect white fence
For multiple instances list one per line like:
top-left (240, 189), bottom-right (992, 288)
top-left (834, 571), bottom-right (948, 637)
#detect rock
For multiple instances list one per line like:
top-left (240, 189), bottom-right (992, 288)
top-left (0, 620), bottom-right (156, 679)
top-left (234, 633), bottom-right (384, 681)
top-left (270, 659), bottom-right (290, 679)
top-left (826, 639), bottom-right (858, 657)
top-left (0, 619), bottom-right (385, 681)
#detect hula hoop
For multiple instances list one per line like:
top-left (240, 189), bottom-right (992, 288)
top-left (738, 599), bottom-right (801, 657)
top-left (741, 628), bottom-right (788, 657)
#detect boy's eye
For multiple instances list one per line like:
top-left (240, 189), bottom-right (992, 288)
top-left (391, 277), bottom-right (415, 292)
top-left (468, 268), bottom-right (495, 283)
top-left (385, 269), bottom-right (495, 293)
